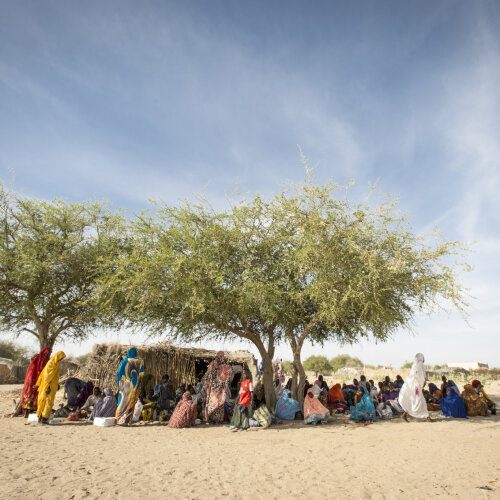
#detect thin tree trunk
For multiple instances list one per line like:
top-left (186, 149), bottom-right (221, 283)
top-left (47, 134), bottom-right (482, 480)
top-left (293, 349), bottom-right (306, 407)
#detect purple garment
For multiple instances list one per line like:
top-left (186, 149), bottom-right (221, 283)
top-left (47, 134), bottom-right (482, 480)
top-left (74, 381), bottom-right (94, 409)
top-left (428, 383), bottom-right (439, 393)
top-left (382, 390), bottom-right (400, 402)
top-left (90, 388), bottom-right (117, 420)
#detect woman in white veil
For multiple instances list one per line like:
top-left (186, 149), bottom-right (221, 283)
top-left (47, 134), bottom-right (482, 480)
top-left (398, 353), bottom-right (432, 422)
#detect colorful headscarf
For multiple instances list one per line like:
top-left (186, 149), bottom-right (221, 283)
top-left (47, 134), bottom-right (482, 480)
top-left (168, 391), bottom-right (197, 428)
top-left (327, 383), bottom-right (345, 405)
top-left (275, 389), bottom-right (301, 420)
top-left (471, 380), bottom-right (481, 389)
top-left (117, 348), bottom-right (138, 386)
top-left (304, 388), bottom-right (329, 420)
top-left (36, 351), bottom-right (66, 418)
top-left (428, 383), bottom-right (438, 393)
top-left (350, 385), bottom-right (377, 422)
top-left (91, 388), bottom-right (117, 419)
top-left (21, 347), bottom-right (51, 410)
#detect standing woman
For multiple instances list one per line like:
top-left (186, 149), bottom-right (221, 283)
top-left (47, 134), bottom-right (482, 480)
top-left (21, 347), bottom-right (51, 418)
top-left (398, 353), bottom-right (432, 422)
top-left (202, 351), bottom-right (231, 423)
top-left (115, 348), bottom-right (144, 425)
top-left (36, 351), bottom-right (66, 424)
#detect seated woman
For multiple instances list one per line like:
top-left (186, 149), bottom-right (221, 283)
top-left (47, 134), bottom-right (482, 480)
top-left (168, 391), bottom-right (197, 428)
top-left (327, 383), bottom-right (349, 413)
top-left (447, 380), bottom-right (460, 396)
top-left (472, 380), bottom-right (497, 415)
top-left (425, 383), bottom-right (443, 411)
top-left (64, 377), bottom-right (85, 408)
top-left (304, 388), bottom-right (329, 425)
top-left (175, 383), bottom-right (187, 403)
top-left (349, 386), bottom-right (377, 424)
top-left (90, 388), bottom-right (117, 420)
top-left (393, 375), bottom-right (404, 389)
top-left (461, 384), bottom-right (488, 416)
top-left (67, 381), bottom-right (95, 420)
top-left (73, 381), bottom-right (94, 410)
top-left (381, 376), bottom-right (399, 402)
top-left (275, 389), bottom-right (301, 420)
top-left (376, 401), bottom-right (393, 419)
top-left (381, 376), bottom-right (394, 393)
top-left (440, 387), bottom-right (467, 418)
top-left (81, 387), bottom-right (102, 415)
top-left (342, 384), bottom-right (356, 407)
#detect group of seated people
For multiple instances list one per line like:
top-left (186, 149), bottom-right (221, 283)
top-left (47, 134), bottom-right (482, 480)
top-left (424, 376), bottom-right (496, 418)
top-left (272, 372), bottom-right (497, 425)
top-left (58, 368), bottom-right (496, 429)
top-left (274, 373), bottom-right (406, 425)
top-left (59, 378), bottom-right (118, 421)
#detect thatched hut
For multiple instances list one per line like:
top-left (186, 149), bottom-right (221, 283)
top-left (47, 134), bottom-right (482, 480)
top-left (78, 342), bottom-right (258, 394)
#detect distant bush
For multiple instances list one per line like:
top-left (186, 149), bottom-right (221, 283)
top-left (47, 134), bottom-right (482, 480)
top-left (433, 364), bottom-right (446, 370)
top-left (401, 361), bottom-right (412, 369)
top-left (283, 360), bottom-right (294, 373)
top-left (330, 354), bottom-right (363, 372)
top-left (303, 355), bottom-right (332, 374)
top-left (0, 340), bottom-right (32, 365)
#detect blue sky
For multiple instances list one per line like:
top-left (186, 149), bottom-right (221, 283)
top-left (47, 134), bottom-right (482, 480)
top-left (1, 1), bottom-right (499, 367)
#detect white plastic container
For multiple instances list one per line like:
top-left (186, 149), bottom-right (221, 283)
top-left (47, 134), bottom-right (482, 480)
top-left (93, 417), bottom-right (116, 427)
top-left (28, 414), bottom-right (54, 423)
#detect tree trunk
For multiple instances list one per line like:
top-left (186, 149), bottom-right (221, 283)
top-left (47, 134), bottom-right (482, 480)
top-left (291, 364), bottom-right (298, 400)
top-left (261, 353), bottom-right (276, 411)
top-left (293, 349), bottom-right (306, 407)
top-left (37, 326), bottom-right (50, 351)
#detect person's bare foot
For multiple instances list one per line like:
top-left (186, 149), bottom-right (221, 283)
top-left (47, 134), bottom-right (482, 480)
top-left (402, 412), bottom-right (409, 422)
top-left (426, 416), bottom-right (433, 422)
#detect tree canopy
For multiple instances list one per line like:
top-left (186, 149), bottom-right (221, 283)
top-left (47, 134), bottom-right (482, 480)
top-left (0, 340), bottom-right (32, 365)
top-left (99, 174), bottom-right (469, 406)
top-left (0, 183), bottom-right (123, 350)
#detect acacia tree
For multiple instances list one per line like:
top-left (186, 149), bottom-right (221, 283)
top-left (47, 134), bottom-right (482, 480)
top-left (263, 177), bottom-right (469, 402)
top-left (0, 184), bottom-right (123, 351)
top-left (100, 197), bottom-right (288, 408)
top-left (100, 176), bottom-right (468, 409)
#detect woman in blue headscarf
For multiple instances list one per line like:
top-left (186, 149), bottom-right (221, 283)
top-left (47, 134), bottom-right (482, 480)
top-left (440, 387), bottom-right (467, 418)
top-left (350, 385), bottom-right (377, 424)
top-left (116, 348), bottom-right (144, 425)
top-left (275, 389), bottom-right (301, 420)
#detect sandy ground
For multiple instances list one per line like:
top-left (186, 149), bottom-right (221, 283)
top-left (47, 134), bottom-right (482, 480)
top-left (1, 383), bottom-right (499, 499)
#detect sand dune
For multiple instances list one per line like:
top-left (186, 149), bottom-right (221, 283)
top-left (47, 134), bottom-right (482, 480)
top-left (1, 384), bottom-right (499, 499)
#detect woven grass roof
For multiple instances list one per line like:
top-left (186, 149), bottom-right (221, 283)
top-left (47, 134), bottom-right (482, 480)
top-left (78, 342), bottom-right (258, 392)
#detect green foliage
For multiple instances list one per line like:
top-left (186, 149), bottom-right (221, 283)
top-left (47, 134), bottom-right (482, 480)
top-left (0, 182), bottom-right (125, 349)
top-left (283, 360), bottom-right (294, 373)
top-left (330, 354), bottom-right (363, 372)
top-left (0, 340), bottom-right (32, 365)
top-left (401, 361), bottom-right (413, 369)
top-left (433, 364), bottom-right (446, 370)
top-left (303, 355), bottom-right (332, 374)
top-left (98, 170), bottom-right (470, 403)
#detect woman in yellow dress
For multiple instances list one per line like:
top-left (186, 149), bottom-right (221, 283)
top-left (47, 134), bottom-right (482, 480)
top-left (35, 351), bottom-right (66, 424)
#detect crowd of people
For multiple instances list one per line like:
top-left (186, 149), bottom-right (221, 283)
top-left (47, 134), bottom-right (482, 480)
top-left (18, 349), bottom-right (497, 429)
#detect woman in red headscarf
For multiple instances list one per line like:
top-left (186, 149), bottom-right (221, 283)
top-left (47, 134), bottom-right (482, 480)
top-left (21, 347), bottom-right (51, 417)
